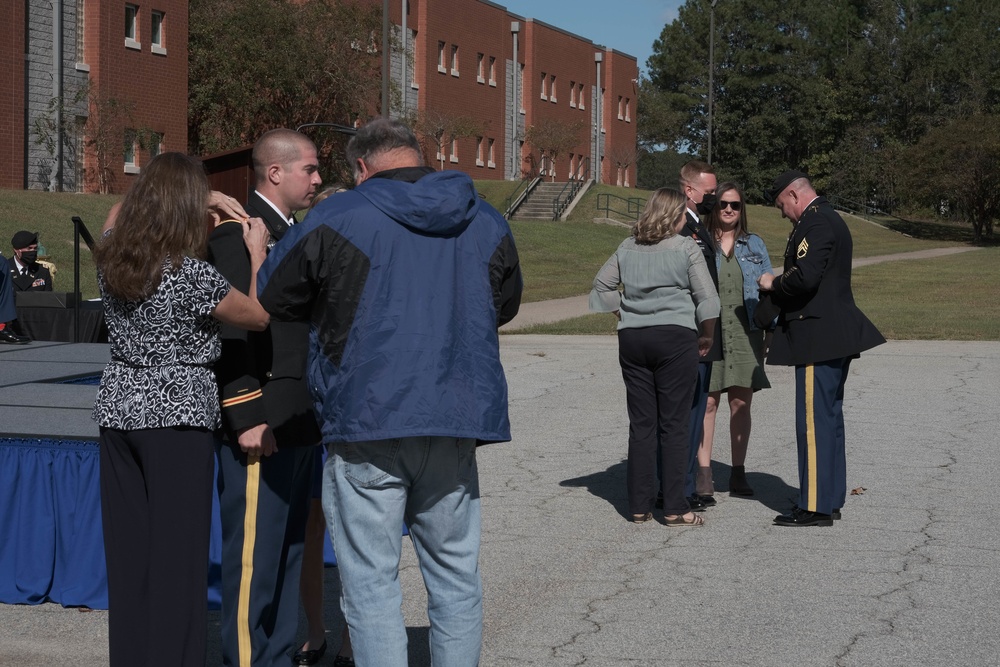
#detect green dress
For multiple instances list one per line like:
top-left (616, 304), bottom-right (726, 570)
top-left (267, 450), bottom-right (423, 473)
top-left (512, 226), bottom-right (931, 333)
top-left (708, 251), bottom-right (770, 392)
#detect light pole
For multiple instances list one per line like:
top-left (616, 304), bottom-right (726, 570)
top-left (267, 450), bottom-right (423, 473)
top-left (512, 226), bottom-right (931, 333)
top-left (707, 0), bottom-right (719, 164)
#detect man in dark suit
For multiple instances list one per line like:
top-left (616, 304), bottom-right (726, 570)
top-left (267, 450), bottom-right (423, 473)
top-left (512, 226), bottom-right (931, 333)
top-left (8, 231), bottom-right (52, 292)
top-left (207, 128), bottom-right (323, 666)
top-left (759, 170), bottom-right (885, 527)
top-left (677, 161), bottom-right (721, 510)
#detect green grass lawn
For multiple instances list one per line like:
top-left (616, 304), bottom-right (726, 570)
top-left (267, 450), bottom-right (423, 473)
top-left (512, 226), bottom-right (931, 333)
top-left (2, 184), bottom-right (996, 339)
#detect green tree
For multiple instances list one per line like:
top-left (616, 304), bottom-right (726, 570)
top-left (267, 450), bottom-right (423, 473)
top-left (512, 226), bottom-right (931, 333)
top-left (897, 114), bottom-right (1000, 242)
top-left (188, 0), bottom-right (385, 177)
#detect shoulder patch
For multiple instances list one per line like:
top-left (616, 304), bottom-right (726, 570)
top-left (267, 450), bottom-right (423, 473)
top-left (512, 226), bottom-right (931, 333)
top-left (796, 238), bottom-right (809, 259)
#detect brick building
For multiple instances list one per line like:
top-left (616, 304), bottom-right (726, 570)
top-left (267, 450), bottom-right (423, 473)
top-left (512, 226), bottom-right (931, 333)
top-left (1, 0), bottom-right (636, 193)
top-left (1, 0), bottom-right (187, 193)
top-left (381, 0), bottom-right (638, 186)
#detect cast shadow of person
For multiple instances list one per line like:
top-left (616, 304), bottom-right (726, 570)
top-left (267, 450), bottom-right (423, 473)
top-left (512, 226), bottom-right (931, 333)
top-left (559, 459), bottom-right (800, 517)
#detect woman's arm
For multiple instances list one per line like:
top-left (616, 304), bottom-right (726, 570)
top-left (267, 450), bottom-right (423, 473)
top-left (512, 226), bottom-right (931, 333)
top-left (588, 251), bottom-right (623, 313)
top-left (212, 218), bottom-right (270, 331)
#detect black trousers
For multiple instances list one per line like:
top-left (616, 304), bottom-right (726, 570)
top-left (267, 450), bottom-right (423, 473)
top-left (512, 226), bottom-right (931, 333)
top-left (618, 325), bottom-right (699, 515)
top-left (216, 441), bottom-right (314, 667)
top-left (99, 426), bottom-right (216, 667)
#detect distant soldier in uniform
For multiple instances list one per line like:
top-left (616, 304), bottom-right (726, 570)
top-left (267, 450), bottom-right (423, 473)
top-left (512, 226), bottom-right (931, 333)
top-left (8, 231), bottom-right (53, 291)
top-left (759, 171), bottom-right (885, 527)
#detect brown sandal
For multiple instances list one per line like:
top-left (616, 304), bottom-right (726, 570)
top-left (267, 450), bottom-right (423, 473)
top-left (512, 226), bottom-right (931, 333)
top-left (630, 512), bottom-right (653, 523)
top-left (664, 512), bottom-right (705, 527)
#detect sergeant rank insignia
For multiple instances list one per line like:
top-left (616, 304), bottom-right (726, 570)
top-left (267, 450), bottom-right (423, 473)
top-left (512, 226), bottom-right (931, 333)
top-left (797, 238), bottom-right (809, 258)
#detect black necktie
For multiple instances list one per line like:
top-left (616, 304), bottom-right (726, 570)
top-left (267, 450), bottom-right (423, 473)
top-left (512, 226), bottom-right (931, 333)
top-left (21, 267), bottom-right (28, 277)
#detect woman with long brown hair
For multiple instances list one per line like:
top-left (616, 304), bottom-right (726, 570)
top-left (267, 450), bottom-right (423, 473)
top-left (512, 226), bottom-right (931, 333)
top-left (590, 188), bottom-right (720, 526)
top-left (92, 152), bottom-right (269, 667)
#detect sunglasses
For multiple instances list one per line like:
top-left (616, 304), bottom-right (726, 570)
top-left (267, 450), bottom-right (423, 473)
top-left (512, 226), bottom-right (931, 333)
top-left (719, 200), bottom-right (743, 212)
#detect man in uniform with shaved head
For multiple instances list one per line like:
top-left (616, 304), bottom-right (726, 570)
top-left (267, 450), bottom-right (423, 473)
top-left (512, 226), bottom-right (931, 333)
top-left (209, 128), bottom-right (324, 666)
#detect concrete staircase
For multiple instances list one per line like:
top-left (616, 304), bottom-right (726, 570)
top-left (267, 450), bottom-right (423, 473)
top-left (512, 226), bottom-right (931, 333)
top-left (509, 181), bottom-right (568, 220)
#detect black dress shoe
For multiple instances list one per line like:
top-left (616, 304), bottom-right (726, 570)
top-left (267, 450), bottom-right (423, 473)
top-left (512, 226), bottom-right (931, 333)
top-left (793, 504), bottom-right (841, 520)
top-left (774, 507), bottom-right (834, 527)
top-left (686, 496), bottom-right (708, 512)
top-left (292, 640), bottom-right (327, 666)
top-left (696, 494), bottom-right (717, 507)
top-left (0, 329), bottom-right (30, 344)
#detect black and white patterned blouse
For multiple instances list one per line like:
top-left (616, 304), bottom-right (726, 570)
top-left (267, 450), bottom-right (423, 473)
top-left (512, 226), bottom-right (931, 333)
top-left (93, 256), bottom-right (231, 430)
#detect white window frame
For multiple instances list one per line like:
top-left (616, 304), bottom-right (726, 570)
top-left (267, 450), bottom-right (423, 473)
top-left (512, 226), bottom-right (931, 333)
top-left (618, 95), bottom-right (624, 120)
top-left (569, 81), bottom-right (576, 108)
top-left (150, 10), bottom-right (165, 55)
top-left (477, 53), bottom-right (485, 84)
top-left (578, 83), bottom-right (585, 110)
top-left (449, 138), bottom-right (459, 163)
top-left (625, 98), bottom-right (631, 122)
top-left (519, 64), bottom-right (526, 113)
top-left (438, 41), bottom-right (447, 73)
top-left (550, 75), bottom-right (557, 103)
top-left (450, 45), bottom-right (459, 77)
top-left (149, 132), bottom-right (163, 158)
top-left (487, 138), bottom-right (496, 168)
top-left (540, 72), bottom-right (547, 100)
top-left (124, 129), bottom-right (139, 173)
top-left (488, 56), bottom-right (496, 87)
top-left (125, 4), bottom-right (141, 50)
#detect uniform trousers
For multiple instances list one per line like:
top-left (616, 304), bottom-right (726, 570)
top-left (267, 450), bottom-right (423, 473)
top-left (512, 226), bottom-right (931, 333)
top-left (685, 362), bottom-right (712, 497)
top-left (619, 325), bottom-right (699, 516)
top-left (99, 426), bottom-right (216, 667)
top-left (795, 357), bottom-right (852, 515)
top-left (216, 442), bottom-right (314, 667)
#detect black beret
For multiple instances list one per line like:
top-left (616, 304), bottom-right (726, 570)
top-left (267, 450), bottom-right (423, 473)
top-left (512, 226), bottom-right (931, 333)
top-left (763, 170), bottom-right (809, 204)
top-left (11, 230), bottom-right (38, 249)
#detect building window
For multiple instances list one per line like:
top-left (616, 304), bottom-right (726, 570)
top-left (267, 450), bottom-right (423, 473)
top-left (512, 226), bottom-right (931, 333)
top-left (540, 72), bottom-right (547, 100)
top-left (75, 0), bottom-right (86, 65)
top-left (550, 75), bottom-right (557, 103)
top-left (151, 10), bottom-right (165, 54)
top-left (438, 41), bottom-right (446, 73)
top-left (477, 53), bottom-right (485, 83)
top-left (149, 132), bottom-right (163, 158)
top-left (124, 129), bottom-right (139, 173)
top-left (601, 89), bottom-right (606, 132)
top-left (618, 95), bottom-right (624, 120)
top-left (450, 45), bottom-right (459, 76)
top-left (488, 56), bottom-right (496, 87)
top-left (578, 83), bottom-right (585, 110)
top-left (476, 136), bottom-right (485, 166)
top-left (125, 4), bottom-right (140, 50)
top-left (519, 64), bottom-right (525, 112)
top-left (625, 98), bottom-right (631, 122)
top-left (569, 81), bottom-right (576, 108)
top-left (488, 138), bottom-right (496, 168)
top-left (449, 138), bottom-right (459, 163)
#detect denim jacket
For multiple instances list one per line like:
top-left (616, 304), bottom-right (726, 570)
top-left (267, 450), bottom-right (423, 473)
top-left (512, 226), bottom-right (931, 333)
top-left (716, 233), bottom-right (773, 331)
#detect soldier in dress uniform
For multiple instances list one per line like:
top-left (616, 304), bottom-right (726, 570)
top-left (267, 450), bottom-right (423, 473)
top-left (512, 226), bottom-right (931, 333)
top-left (8, 231), bottom-right (53, 292)
top-left (759, 170), bottom-right (885, 527)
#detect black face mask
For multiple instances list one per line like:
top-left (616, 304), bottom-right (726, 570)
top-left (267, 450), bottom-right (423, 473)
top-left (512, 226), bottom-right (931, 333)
top-left (696, 193), bottom-right (717, 216)
top-left (19, 251), bottom-right (38, 265)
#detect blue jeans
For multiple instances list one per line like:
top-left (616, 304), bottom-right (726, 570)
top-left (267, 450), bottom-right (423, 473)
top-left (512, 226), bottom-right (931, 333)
top-left (323, 437), bottom-right (482, 667)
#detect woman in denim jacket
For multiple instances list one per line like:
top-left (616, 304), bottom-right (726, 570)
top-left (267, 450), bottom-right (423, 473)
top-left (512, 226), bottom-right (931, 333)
top-left (697, 182), bottom-right (774, 498)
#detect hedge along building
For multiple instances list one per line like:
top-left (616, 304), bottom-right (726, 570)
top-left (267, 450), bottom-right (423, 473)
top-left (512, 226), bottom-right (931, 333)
top-left (1, 0), bottom-right (187, 194)
top-left (376, 0), bottom-right (639, 187)
top-left (1, 0), bottom-right (636, 193)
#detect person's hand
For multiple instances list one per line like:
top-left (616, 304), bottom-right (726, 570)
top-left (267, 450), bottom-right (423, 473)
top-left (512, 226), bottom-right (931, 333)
top-left (236, 423), bottom-right (277, 457)
top-left (697, 335), bottom-right (714, 357)
top-left (242, 217), bottom-right (269, 267)
top-left (208, 191), bottom-right (249, 226)
top-left (757, 272), bottom-right (775, 292)
top-left (613, 309), bottom-right (621, 321)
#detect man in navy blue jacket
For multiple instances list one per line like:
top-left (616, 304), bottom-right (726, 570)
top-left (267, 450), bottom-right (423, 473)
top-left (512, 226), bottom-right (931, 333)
top-left (258, 118), bottom-right (522, 667)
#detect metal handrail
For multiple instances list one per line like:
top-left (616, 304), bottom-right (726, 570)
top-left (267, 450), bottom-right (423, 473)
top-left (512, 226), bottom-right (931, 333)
top-left (552, 157), bottom-right (591, 220)
top-left (70, 216), bottom-right (97, 343)
top-left (827, 194), bottom-right (911, 225)
top-left (596, 193), bottom-right (647, 222)
top-left (503, 176), bottom-right (540, 219)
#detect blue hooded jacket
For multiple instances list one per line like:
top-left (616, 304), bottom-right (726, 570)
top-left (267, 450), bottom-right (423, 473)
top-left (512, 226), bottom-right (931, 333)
top-left (257, 169), bottom-right (522, 444)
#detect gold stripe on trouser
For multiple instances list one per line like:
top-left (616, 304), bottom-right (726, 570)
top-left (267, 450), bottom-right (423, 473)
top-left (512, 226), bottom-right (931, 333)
top-left (804, 365), bottom-right (818, 512)
top-left (237, 454), bottom-right (261, 667)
